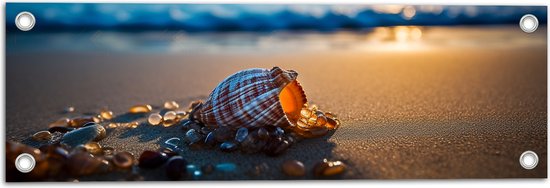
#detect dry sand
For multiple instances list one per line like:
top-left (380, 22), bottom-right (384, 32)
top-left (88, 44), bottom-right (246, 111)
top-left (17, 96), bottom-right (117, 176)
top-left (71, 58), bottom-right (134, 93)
top-left (5, 26), bottom-right (547, 180)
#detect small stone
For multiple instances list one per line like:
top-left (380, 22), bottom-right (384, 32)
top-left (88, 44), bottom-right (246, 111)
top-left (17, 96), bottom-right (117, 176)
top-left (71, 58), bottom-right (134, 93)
top-left (185, 129), bottom-right (202, 144)
top-left (32, 131), bottom-right (52, 141)
top-left (129, 104), bottom-right (152, 114)
top-left (49, 118), bottom-right (70, 128)
top-left (300, 108), bottom-right (312, 118)
top-left (160, 147), bottom-right (179, 158)
top-left (163, 111), bottom-right (177, 121)
top-left (65, 106), bottom-right (75, 113)
top-left (175, 111), bottom-right (188, 119)
top-left (325, 117), bottom-right (340, 130)
top-left (84, 142), bottom-right (102, 155)
top-left (148, 113), bottom-right (163, 125)
top-left (113, 151), bottom-right (134, 169)
top-left (61, 124), bottom-right (105, 148)
top-left (215, 163), bottom-right (237, 172)
top-left (100, 110), bottom-right (114, 120)
top-left (166, 156), bottom-right (187, 180)
top-left (313, 159), bottom-right (346, 178)
top-left (282, 160), bottom-right (305, 177)
top-left (275, 127), bottom-right (285, 136)
top-left (66, 151), bottom-right (103, 176)
top-left (220, 141), bottom-right (238, 152)
top-left (204, 132), bottom-right (217, 147)
top-left (296, 119), bottom-right (310, 129)
top-left (69, 116), bottom-right (95, 128)
top-left (264, 139), bottom-right (290, 156)
top-left (164, 101), bottom-right (180, 110)
top-left (138, 150), bottom-right (168, 168)
top-left (235, 127), bottom-right (249, 143)
top-left (316, 115), bottom-right (328, 127)
top-left (48, 126), bottom-right (74, 133)
top-left (257, 127), bottom-right (270, 140)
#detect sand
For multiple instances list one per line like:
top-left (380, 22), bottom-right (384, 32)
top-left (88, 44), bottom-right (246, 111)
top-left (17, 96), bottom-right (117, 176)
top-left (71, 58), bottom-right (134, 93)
top-left (5, 26), bottom-right (547, 180)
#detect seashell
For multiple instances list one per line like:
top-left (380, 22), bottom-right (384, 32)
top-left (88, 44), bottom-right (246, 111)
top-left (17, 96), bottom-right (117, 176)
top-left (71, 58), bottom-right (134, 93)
top-left (190, 67), bottom-right (307, 129)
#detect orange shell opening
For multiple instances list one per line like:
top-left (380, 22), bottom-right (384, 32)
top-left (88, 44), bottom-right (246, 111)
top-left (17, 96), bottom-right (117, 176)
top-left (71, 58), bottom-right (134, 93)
top-left (279, 80), bottom-right (306, 125)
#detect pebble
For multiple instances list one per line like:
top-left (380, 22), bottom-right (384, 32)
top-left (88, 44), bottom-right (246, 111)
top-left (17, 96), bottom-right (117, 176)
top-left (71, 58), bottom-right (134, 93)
top-left (113, 151), bottom-right (135, 169)
top-left (69, 116), bottom-right (95, 127)
top-left (313, 159), bottom-right (346, 177)
top-left (49, 118), bottom-right (70, 128)
top-left (65, 106), bottom-right (75, 113)
top-left (215, 163), bottom-right (237, 172)
top-left (282, 160), bottom-right (306, 177)
top-left (166, 156), bottom-right (187, 180)
top-left (220, 141), bottom-right (238, 152)
top-left (275, 127), bottom-right (285, 136)
top-left (264, 139), bottom-right (290, 156)
top-left (83, 142), bottom-right (103, 155)
top-left (32, 131), bottom-right (52, 141)
top-left (257, 127), bottom-right (270, 140)
top-left (148, 113), bottom-right (163, 125)
top-left (129, 104), bottom-right (152, 114)
top-left (164, 101), bottom-right (180, 110)
top-left (100, 110), bottom-right (114, 120)
top-left (66, 151), bottom-right (103, 176)
top-left (185, 129), bottom-right (202, 144)
top-left (61, 124), bottom-right (105, 148)
top-left (138, 150), bottom-right (168, 168)
top-left (163, 111), bottom-right (177, 121)
top-left (235, 127), bottom-right (248, 142)
top-left (204, 132), bottom-right (217, 147)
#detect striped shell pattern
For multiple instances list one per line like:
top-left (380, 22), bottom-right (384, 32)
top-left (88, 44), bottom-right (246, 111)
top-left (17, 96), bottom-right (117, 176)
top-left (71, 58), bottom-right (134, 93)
top-left (190, 67), bottom-right (307, 129)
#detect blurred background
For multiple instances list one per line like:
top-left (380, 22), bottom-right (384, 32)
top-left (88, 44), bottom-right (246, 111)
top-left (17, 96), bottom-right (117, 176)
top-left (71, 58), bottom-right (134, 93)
top-left (5, 4), bottom-right (547, 54)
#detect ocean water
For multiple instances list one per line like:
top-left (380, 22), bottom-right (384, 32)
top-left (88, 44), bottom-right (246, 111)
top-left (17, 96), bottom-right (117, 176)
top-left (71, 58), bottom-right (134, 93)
top-left (6, 25), bottom-right (547, 55)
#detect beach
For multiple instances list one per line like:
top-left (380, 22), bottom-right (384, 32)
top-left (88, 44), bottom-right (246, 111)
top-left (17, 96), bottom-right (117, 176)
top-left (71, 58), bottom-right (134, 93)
top-left (5, 26), bottom-right (547, 179)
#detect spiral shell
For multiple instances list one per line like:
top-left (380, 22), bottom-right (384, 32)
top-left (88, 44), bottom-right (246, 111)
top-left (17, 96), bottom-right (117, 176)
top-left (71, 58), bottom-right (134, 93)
top-left (190, 67), bottom-right (307, 129)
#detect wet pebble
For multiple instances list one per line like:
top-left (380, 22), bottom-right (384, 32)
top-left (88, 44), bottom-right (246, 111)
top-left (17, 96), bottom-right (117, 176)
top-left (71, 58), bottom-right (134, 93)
top-left (313, 159), bottom-right (346, 178)
top-left (264, 139), bottom-right (290, 156)
top-left (235, 127), bottom-right (248, 142)
top-left (49, 118), bottom-right (70, 128)
top-left (166, 156), bottom-right (187, 180)
top-left (83, 142), bottom-right (102, 155)
top-left (66, 151), bottom-right (103, 176)
top-left (138, 150), bottom-right (168, 169)
top-left (220, 141), bottom-right (238, 152)
top-left (282, 160), bottom-right (305, 177)
top-left (61, 124), bottom-right (105, 148)
top-left (185, 129), bottom-right (202, 144)
top-left (32, 131), bottom-right (52, 141)
top-left (113, 151), bottom-right (135, 169)
top-left (215, 163), bottom-right (237, 172)
top-left (164, 101), bottom-right (180, 110)
top-left (257, 127), bottom-right (270, 140)
top-left (69, 116), bottom-right (95, 128)
top-left (163, 111), bottom-right (177, 121)
top-left (100, 110), bottom-right (114, 120)
top-left (146, 113), bottom-right (162, 125)
top-left (204, 132), bottom-right (217, 147)
top-left (129, 104), bottom-right (152, 114)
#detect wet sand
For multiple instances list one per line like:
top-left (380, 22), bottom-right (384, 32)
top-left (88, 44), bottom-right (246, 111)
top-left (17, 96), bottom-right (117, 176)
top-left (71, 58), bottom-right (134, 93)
top-left (5, 27), bottom-right (548, 179)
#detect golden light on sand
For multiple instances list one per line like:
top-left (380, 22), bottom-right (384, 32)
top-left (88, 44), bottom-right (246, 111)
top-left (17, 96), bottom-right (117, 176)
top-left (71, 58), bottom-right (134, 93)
top-left (363, 26), bottom-right (426, 51)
